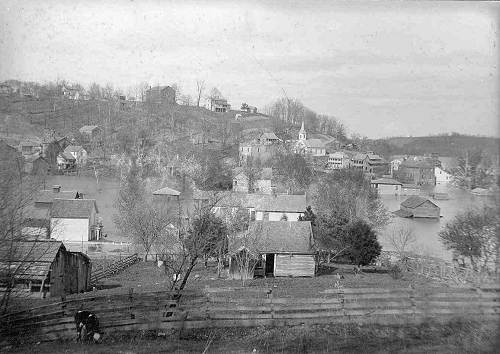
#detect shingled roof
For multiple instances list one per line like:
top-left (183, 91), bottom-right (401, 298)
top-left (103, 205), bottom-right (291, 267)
top-left (229, 221), bottom-right (313, 254)
top-left (0, 241), bottom-right (64, 281)
top-left (371, 178), bottom-right (402, 185)
top-left (35, 190), bottom-right (79, 204)
top-left (51, 199), bottom-right (98, 218)
top-left (401, 196), bottom-right (438, 209)
top-left (153, 186), bottom-right (181, 196)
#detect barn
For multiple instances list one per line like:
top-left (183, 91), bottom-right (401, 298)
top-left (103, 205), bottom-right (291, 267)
top-left (228, 221), bottom-right (316, 279)
top-left (0, 240), bottom-right (91, 297)
top-left (397, 196), bottom-right (440, 219)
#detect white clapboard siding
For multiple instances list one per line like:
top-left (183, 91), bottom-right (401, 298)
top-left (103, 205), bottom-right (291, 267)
top-left (275, 254), bottom-right (315, 277)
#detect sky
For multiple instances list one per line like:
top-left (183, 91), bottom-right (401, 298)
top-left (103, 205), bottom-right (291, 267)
top-left (0, 0), bottom-right (498, 138)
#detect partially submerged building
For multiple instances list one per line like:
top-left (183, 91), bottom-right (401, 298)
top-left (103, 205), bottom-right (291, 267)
top-left (395, 196), bottom-right (440, 219)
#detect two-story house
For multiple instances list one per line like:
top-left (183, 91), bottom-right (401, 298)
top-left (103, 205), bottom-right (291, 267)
top-left (233, 167), bottom-right (273, 194)
top-left (328, 151), bottom-right (350, 169)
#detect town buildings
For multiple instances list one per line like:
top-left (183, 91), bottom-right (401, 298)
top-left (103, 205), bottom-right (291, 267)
top-left (232, 167), bottom-right (273, 194)
top-left (370, 177), bottom-right (403, 196)
top-left (328, 151), bottom-right (351, 169)
top-left (294, 122), bottom-right (327, 156)
top-left (435, 166), bottom-right (453, 185)
top-left (397, 159), bottom-right (436, 185)
top-left (207, 96), bottom-right (231, 113)
top-left (145, 85), bottom-right (176, 105)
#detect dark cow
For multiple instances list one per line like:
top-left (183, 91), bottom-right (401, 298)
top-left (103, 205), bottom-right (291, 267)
top-left (74, 310), bottom-right (101, 343)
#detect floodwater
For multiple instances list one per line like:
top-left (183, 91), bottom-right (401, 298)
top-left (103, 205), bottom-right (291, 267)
top-left (378, 184), bottom-right (496, 261)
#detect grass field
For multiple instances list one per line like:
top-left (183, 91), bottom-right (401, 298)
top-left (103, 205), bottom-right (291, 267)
top-left (6, 319), bottom-right (499, 353)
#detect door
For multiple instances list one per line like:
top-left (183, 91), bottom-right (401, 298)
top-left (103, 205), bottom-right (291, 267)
top-left (265, 253), bottom-right (274, 277)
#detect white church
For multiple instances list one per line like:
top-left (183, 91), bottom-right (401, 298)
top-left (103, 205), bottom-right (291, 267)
top-left (294, 121), bottom-right (327, 156)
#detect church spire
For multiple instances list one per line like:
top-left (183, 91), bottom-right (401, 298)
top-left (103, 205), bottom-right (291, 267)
top-left (299, 121), bottom-right (306, 141)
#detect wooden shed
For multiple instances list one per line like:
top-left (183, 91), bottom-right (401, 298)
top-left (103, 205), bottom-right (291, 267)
top-left (0, 240), bottom-right (92, 298)
top-left (396, 196), bottom-right (440, 219)
top-left (228, 221), bottom-right (316, 279)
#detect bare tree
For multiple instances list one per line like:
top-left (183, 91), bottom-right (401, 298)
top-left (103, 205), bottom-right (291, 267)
top-left (196, 80), bottom-right (205, 107)
top-left (0, 157), bottom-right (50, 315)
top-left (388, 221), bottom-right (416, 259)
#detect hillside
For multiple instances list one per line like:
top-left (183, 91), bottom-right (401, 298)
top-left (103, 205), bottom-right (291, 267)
top-left (367, 134), bottom-right (499, 159)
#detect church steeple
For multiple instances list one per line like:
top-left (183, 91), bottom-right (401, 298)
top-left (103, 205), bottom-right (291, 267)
top-left (299, 121), bottom-right (307, 141)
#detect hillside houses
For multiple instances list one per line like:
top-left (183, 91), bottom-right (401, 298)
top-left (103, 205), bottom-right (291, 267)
top-left (79, 125), bottom-right (101, 141)
top-left (294, 122), bottom-right (327, 156)
top-left (328, 151), bottom-right (351, 169)
top-left (232, 167), bottom-right (273, 194)
top-left (145, 85), bottom-right (176, 105)
top-left (207, 96), bottom-right (231, 113)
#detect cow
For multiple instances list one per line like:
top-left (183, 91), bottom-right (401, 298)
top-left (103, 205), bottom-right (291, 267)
top-left (74, 310), bottom-right (101, 343)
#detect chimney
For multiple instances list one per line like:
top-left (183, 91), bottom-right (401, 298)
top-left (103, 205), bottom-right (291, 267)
top-left (52, 185), bottom-right (61, 193)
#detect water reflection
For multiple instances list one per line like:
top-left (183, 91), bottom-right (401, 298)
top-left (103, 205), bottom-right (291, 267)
top-left (378, 184), bottom-right (494, 261)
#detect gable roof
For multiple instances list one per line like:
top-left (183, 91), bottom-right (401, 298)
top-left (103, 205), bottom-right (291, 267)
top-left (370, 178), bottom-right (402, 185)
top-left (0, 241), bottom-right (64, 280)
top-left (51, 199), bottom-right (98, 218)
top-left (260, 132), bottom-right (280, 141)
top-left (305, 139), bottom-right (326, 148)
top-left (233, 167), bottom-right (273, 181)
top-left (59, 151), bottom-right (76, 161)
top-left (229, 221), bottom-right (313, 254)
top-left (401, 196), bottom-right (438, 209)
top-left (329, 151), bottom-right (348, 158)
top-left (79, 125), bottom-right (99, 134)
top-left (35, 190), bottom-right (79, 204)
top-left (64, 145), bottom-right (85, 154)
top-left (400, 159), bottom-right (434, 169)
top-left (153, 186), bottom-right (181, 196)
top-left (250, 193), bottom-right (306, 212)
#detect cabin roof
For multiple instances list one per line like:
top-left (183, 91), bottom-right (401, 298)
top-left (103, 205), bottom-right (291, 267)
top-left (371, 178), bottom-right (402, 185)
top-left (35, 190), bottom-right (79, 204)
top-left (0, 240), bottom-right (64, 280)
top-left (229, 221), bottom-right (313, 254)
top-left (153, 186), bottom-right (181, 196)
top-left (51, 199), bottom-right (98, 218)
top-left (401, 196), bottom-right (438, 209)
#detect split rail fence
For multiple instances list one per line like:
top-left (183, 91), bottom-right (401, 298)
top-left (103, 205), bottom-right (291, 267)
top-left (1, 286), bottom-right (499, 343)
top-left (90, 254), bottom-right (139, 286)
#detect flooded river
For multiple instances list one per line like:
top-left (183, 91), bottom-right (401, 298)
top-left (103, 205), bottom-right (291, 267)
top-left (378, 184), bottom-right (495, 261)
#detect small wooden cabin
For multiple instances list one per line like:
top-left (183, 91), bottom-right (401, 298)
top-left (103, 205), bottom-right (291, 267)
top-left (228, 221), bottom-right (316, 279)
top-left (398, 196), bottom-right (440, 219)
top-left (0, 241), bottom-right (92, 297)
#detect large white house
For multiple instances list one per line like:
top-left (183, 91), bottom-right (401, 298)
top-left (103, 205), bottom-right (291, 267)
top-left (50, 199), bottom-right (101, 243)
top-left (435, 166), bottom-right (453, 185)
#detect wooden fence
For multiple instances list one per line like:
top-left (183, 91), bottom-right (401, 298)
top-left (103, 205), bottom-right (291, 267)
top-left (90, 254), bottom-right (139, 285)
top-left (1, 286), bottom-right (499, 343)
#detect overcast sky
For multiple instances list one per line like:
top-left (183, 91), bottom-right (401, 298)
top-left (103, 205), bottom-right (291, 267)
top-left (0, 0), bottom-right (498, 138)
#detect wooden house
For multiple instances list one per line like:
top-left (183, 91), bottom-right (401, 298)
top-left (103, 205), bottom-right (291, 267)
top-left (396, 196), bottom-right (440, 219)
top-left (370, 177), bottom-right (403, 196)
top-left (397, 159), bottom-right (436, 185)
top-left (232, 167), bottom-right (273, 194)
top-left (145, 86), bottom-right (176, 105)
top-left (0, 241), bottom-right (91, 297)
top-left (401, 184), bottom-right (420, 196)
top-left (228, 221), bottom-right (315, 279)
top-left (63, 145), bottom-right (87, 166)
top-left (50, 199), bottom-right (102, 242)
top-left (24, 155), bottom-right (50, 175)
top-left (78, 125), bottom-right (101, 141)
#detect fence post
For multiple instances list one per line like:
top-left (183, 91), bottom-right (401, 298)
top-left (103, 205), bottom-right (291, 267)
top-left (129, 287), bottom-right (135, 319)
